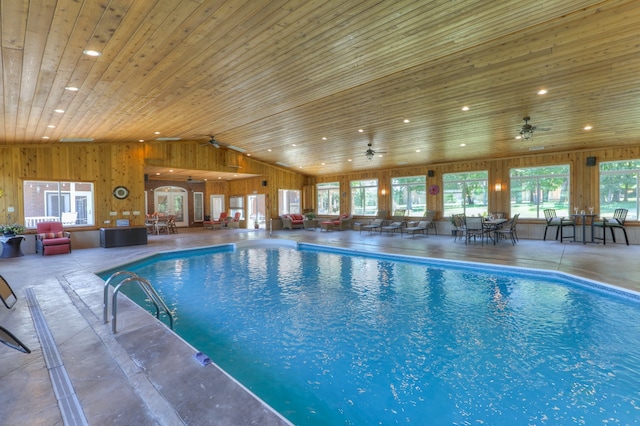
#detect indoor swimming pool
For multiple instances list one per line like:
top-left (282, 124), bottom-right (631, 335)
top-left (100, 242), bottom-right (640, 425)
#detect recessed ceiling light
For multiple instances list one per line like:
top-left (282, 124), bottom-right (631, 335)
top-left (515, 136), bottom-right (522, 140)
top-left (154, 131), bottom-right (161, 135)
top-left (218, 177), bottom-right (222, 179)
top-left (268, 149), bottom-right (272, 152)
top-left (42, 136), bottom-right (49, 139)
top-left (348, 159), bottom-right (352, 162)
top-left (156, 172), bottom-right (160, 175)
top-left (462, 106), bottom-right (470, 111)
top-left (321, 162), bottom-right (325, 165)
top-left (247, 153), bottom-right (251, 156)
top-left (416, 149), bottom-right (421, 153)
top-left (403, 119), bottom-right (410, 123)
top-left (322, 137), bottom-right (327, 140)
top-left (460, 143), bottom-right (466, 147)
top-left (538, 89), bottom-right (548, 95)
top-left (584, 125), bottom-right (593, 131)
top-left (358, 129), bottom-right (364, 133)
top-left (65, 86), bottom-right (79, 91)
top-left (169, 169), bottom-right (174, 172)
top-left (139, 139), bottom-right (145, 142)
top-left (54, 109), bottom-right (65, 113)
top-left (83, 49), bottom-right (101, 57)
top-left (47, 125), bottom-right (55, 128)
top-left (292, 144), bottom-right (296, 147)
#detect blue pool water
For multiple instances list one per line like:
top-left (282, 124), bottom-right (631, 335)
top-left (101, 243), bottom-right (640, 425)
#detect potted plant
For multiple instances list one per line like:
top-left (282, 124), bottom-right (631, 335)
top-left (1, 223), bottom-right (25, 236)
top-left (304, 212), bottom-right (316, 220)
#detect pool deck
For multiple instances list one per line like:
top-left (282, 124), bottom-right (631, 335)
top-left (1, 228), bottom-right (639, 425)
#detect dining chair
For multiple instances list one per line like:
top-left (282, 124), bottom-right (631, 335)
top-left (464, 216), bottom-right (487, 245)
top-left (494, 214), bottom-right (519, 245)
top-left (592, 209), bottom-right (629, 245)
top-left (543, 209), bottom-right (575, 242)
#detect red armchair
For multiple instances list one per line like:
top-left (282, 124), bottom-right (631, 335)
top-left (36, 222), bottom-right (71, 255)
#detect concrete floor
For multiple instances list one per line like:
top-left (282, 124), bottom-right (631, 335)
top-left (1, 227), bottom-right (639, 425)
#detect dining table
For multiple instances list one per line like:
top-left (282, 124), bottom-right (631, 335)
top-left (569, 212), bottom-right (598, 244)
top-left (482, 218), bottom-right (508, 244)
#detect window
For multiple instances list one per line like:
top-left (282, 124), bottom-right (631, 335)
top-left (510, 165), bottom-right (570, 219)
top-left (229, 195), bottom-right (244, 219)
top-left (278, 189), bottom-right (301, 215)
top-left (23, 180), bottom-right (94, 228)
top-left (599, 160), bottom-right (640, 220)
top-left (442, 171), bottom-right (488, 217)
top-left (391, 176), bottom-right (426, 216)
top-left (193, 192), bottom-right (204, 222)
top-left (351, 179), bottom-right (378, 216)
top-left (317, 182), bottom-right (340, 216)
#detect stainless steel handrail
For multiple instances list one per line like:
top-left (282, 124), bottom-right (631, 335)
top-left (103, 271), bottom-right (174, 333)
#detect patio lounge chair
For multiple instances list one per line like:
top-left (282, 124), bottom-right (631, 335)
top-left (593, 209), bottom-right (629, 245)
top-left (0, 326), bottom-right (31, 353)
top-left (204, 212), bottom-right (228, 230)
top-left (0, 274), bottom-right (17, 309)
top-left (402, 220), bottom-right (429, 238)
top-left (360, 218), bottom-right (384, 235)
top-left (380, 221), bottom-right (403, 235)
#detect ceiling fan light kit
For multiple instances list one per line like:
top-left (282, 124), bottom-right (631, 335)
top-left (519, 116), bottom-right (536, 141)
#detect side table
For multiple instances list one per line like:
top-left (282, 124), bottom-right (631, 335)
top-left (1, 236), bottom-right (26, 258)
top-left (303, 219), bottom-right (318, 231)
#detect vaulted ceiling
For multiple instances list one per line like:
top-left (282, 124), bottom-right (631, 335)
top-left (1, 0), bottom-right (639, 178)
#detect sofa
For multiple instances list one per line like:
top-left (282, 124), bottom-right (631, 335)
top-left (281, 214), bottom-right (305, 230)
top-left (35, 222), bottom-right (71, 255)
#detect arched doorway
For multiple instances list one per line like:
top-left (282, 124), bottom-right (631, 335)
top-left (154, 186), bottom-right (189, 227)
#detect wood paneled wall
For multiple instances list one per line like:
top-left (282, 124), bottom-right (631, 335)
top-left (145, 142), bottom-right (306, 220)
top-left (313, 146), bottom-right (640, 221)
top-left (0, 143), bottom-right (145, 228)
top-left (1, 142), bottom-right (638, 229)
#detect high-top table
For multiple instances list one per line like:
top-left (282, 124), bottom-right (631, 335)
top-left (570, 213), bottom-right (598, 243)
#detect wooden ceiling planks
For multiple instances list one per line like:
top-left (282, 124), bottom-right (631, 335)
top-left (1, 0), bottom-right (639, 177)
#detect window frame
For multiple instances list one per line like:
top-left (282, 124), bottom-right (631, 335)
top-left (442, 171), bottom-right (488, 217)
top-left (350, 179), bottom-right (378, 216)
top-left (278, 189), bottom-right (301, 215)
top-left (316, 182), bottom-right (340, 216)
top-left (599, 160), bottom-right (640, 220)
top-left (391, 176), bottom-right (427, 217)
top-left (509, 165), bottom-right (571, 219)
top-left (23, 180), bottom-right (95, 228)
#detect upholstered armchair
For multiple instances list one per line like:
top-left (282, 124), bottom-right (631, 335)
top-left (35, 222), bottom-right (71, 255)
top-left (332, 214), bottom-right (353, 230)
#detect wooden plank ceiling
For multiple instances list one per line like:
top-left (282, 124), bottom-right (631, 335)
top-left (1, 0), bottom-right (639, 178)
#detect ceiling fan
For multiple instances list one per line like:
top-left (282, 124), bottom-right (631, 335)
top-left (201, 135), bottom-right (222, 148)
top-left (186, 176), bottom-right (204, 183)
top-left (365, 142), bottom-right (386, 160)
top-left (517, 116), bottom-right (551, 141)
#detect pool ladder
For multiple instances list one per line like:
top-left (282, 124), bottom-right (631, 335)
top-left (103, 271), bottom-right (174, 334)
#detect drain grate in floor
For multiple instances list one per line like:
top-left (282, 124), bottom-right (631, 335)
top-left (25, 287), bottom-right (88, 426)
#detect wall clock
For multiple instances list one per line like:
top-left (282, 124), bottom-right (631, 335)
top-left (428, 184), bottom-right (440, 195)
top-left (113, 186), bottom-right (129, 200)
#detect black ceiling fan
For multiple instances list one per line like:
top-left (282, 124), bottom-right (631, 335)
top-left (518, 116), bottom-right (551, 141)
top-left (186, 176), bottom-right (204, 183)
top-left (200, 135), bottom-right (223, 148)
top-left (365, 142), bottom-right (386, 160)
